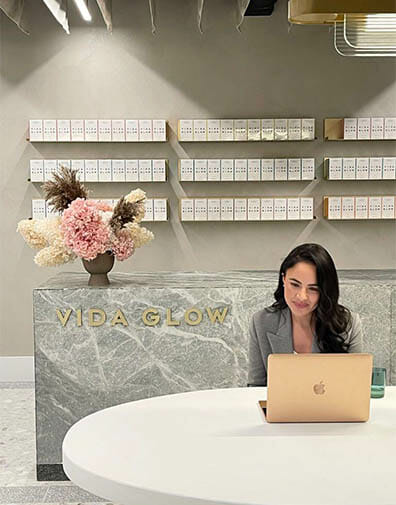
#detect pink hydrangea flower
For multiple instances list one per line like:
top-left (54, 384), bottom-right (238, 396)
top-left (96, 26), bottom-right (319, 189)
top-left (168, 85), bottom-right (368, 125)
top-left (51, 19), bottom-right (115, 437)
top-left (111, 229), bottom-right (135, 261)
top-left (61, 199), bottom-right (110, 260)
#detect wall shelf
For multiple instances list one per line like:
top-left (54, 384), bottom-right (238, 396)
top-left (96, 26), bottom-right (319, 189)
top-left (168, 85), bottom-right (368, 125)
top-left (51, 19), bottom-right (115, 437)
top-left (324, 118), bottom-right (396, 141)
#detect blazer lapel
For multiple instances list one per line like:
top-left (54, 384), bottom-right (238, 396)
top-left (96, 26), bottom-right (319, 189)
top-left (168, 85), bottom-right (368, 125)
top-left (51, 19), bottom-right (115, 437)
top-left (266, 307), bottom-right (294, 354)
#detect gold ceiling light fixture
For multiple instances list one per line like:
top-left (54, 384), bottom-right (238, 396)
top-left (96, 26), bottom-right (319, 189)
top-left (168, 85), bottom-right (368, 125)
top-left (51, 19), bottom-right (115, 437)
top-left (288, 0), bottom-right (396, 56)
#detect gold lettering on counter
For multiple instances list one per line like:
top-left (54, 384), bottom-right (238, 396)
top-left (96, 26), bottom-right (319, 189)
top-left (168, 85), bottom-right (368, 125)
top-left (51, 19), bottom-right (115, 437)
top-left (56, 307), bottom-right (229, 327)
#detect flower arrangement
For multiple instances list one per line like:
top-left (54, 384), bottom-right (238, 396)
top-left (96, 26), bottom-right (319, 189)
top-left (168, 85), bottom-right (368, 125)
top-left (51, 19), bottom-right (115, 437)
top-left (17, 167), bottom-right (154, 267)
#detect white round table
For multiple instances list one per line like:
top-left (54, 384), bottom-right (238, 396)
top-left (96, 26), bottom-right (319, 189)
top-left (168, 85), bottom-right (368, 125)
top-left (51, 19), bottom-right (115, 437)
top-left (63, 387), bottom-right (396, 505)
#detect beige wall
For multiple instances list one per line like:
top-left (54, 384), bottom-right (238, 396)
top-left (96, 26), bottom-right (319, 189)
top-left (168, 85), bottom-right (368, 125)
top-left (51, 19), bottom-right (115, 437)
top-left (1, 0), bottom-right (395, 356)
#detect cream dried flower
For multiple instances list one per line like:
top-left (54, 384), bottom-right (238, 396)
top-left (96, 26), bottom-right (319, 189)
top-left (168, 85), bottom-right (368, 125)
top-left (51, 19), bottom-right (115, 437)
top-left (17, 219), bottom-right (47, 249)
top-left (125, 222), bottom-right (154, 248)
top-left (125, 188), bottom-right (146, 224)
top-left (35, 245), bottom-right (75, 267)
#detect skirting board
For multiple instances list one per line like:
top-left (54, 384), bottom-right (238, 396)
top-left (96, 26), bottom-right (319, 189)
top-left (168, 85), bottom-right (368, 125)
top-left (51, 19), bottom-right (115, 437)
top-left (0, 356), bottom-right (34, 382)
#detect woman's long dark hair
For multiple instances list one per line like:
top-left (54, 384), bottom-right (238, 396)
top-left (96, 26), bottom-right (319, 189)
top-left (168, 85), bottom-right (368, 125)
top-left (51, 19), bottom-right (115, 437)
top-left (271, 243), bottom-right (351, 353)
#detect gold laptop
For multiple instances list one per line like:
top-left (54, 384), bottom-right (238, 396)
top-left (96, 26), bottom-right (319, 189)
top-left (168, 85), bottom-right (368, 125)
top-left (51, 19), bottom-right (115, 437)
top-left (261, 353), bottom-right (373, 423)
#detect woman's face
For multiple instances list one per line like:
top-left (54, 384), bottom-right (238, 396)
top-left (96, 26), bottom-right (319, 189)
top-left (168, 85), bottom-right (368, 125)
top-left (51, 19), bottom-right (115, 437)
top-left (283, 261), bottom-right (320, 319)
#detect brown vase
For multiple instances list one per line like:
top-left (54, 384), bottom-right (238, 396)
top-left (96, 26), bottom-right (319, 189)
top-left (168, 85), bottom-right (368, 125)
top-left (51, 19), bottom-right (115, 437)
top-left (82, 252), bottom-right (115, 287)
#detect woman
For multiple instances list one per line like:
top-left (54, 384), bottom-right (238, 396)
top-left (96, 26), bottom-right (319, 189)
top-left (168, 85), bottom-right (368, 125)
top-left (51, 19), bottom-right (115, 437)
top-left (248, 243), bottom-right (363, 387)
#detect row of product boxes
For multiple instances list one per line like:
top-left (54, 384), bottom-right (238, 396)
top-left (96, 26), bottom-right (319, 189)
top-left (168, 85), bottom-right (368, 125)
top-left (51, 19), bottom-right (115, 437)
top-left (29, 159), bottom-right (168, 182)
top-left (177, 119), bottom-right (315, 142)
top-left (179, 197), bottom-right (314, 221)
top-left (31, 198), bottom-right (168, 222)
top-left (178, 158), bottom-right (315, 181)
top-left (343, 118), bottom-right (396, 140)
top-left (28, 119), bottom-right (167, 142)
top-left (324, 196), bottom-right (396, 220)
top-left (325, 157), bottom-right (396, 180)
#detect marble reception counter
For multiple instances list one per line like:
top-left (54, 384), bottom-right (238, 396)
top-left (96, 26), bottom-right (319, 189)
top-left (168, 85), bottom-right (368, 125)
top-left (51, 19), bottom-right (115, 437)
top-left (33, 270), bottom-right (396, 480)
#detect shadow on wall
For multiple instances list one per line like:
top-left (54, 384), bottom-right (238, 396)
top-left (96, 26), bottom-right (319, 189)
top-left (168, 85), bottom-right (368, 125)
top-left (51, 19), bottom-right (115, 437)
top-left (1, 0), bottom-right (395, 117)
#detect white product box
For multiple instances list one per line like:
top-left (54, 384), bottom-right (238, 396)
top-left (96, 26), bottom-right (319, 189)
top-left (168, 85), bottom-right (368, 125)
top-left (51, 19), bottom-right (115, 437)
top-left (180, 199), bottom-right (194, 222)
top-left (71, 159), bottom-right (85, 181)
top-left (207, 119), bottom-right (221, 141)
top-left (43, 120), bottom-right (57, 141)
top-left (384, 117), bottom-right (396, 140)
top-left (301, 118), bottom-right (315, 140)
top-left (300, 197), bottom-right (314, 220)
top-left (98, 120), bottom-right (112, 142)
top-left (357, 118), bottom-right (371, 140)
top-left (342, 158), bottom-right (356, 179)
top-left (125, 120), bottom-right (139, 142)
top-left (178, 119), bottom-right (193, 141)
top-left (194, 159), bottom-right (208, 181)
top-left (287, 158), bottom-right (301, 180)
top-left (152, 120), bottom-right (167, 142)
top-left (355, 197), bottom-right (368, 220)
top-left (356, 158), bottom-right (369, 179)
top-left (274, 159), bottom-right (288, 181)
top-left (371, 117), bottom-right (384, 140)
top-left (341, 196), bottom-right (355, 219)
top-left (274, 198), bottom-right (287, 220)
top-left (247, 159), bottom-right (261, 181)
top-left (274, 119), bottom-right (288, 141)
top-left (234, 198), bottom-right (247, 221)
top-left (152, 159), bottom-right (167, 182)
top-left (220, 159), bottom-right (234, 181)
top-left (343, 118), bottom-right (357, 140)
top-left (248, 119), bottom-right (261, 141)
top-left (138, 159), bottom-right (152, 182)
top-left (29, 120), bottom-right (43, 141)
top-left (247, 198), bottom-right (261, 221)
top-left (383, 157), bottom-right (396, 179)
top-left (220, 198), bottom-right (234, 221)
top-left (71, 120), bottom-right (84, 141)
top-left (369, 157), bottom-right (383, 179)
top-left (193, 119), bottom-right (207, 141)
top-left (98, 159), bottom-right (112, 182)
top-left (302, 158), bottom-right (315, 180)
top-left (57, 159), bottom-right (71, 172)
top-left (261, 159), bottom-right (274, 181)
top-left (44, 160), bottom-right (57, 181)
top-left (57, 119), bottom-right (71, 142)
top-left (207, 159), bottom-right (221, 181)
top-left (46, 201), bottom-right (58, 217)
top-left (125, 160), bottom-right (139, 182)
top-left (220, 119), bottom-right (234, 141)
top-left (112, 159), bottom-right (126, 182)
top-left (326, 196), bottom-right (341, 220)
top-left (85, 159), bottom-right (99, 182)
top-left (261, 198), bottom-right (274, 221)
top-left (207, 198), bottom-right (221, 221)
top-left (382, 196), bottom-right (395, 219)
top-left (288, 119), bottom-right (302, 141)
top-left (153, 198), bottom-right (167, 221)
top-left (143, 199), bottom-right (154, 222)
top-left (234, 159), bottom-right (248, 181)
top-left (328, 158), bottom-right (342, 180)
top-left (179, 159), bottom-right (194, 182)
top-left (234, 119), bottom-right (248, 141)
top-left (84, 120), bottom-right (98, 142)
top-left (139, 120), bottom-right (152, 142)
top-left (111, 120), bottom-right (125, 142)
top-left (261, 119), bottom-right (274, 141)
top-left (194, 198), bottom-right (207, 221)
top-left (32, 199), bottom-right (46, 220)
top-left (369, 196), bottom-right (382, 219)
top-left (30, 160), bottom-right (44, 182)
top-left (287, 198), bottom-right (300, 220)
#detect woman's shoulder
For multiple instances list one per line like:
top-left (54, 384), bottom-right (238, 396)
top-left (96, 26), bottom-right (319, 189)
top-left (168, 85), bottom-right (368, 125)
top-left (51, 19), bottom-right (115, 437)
top-left (251, 306), bottom-right (285, 333)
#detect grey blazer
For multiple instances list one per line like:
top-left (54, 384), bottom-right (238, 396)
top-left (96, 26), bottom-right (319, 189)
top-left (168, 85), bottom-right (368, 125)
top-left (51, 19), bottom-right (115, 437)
top-left (248, 306), bottom-right (363, 387)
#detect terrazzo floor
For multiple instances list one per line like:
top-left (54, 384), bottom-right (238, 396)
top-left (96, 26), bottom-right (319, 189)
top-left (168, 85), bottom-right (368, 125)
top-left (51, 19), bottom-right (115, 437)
top-left (0, 383), bottom-right (112, 505)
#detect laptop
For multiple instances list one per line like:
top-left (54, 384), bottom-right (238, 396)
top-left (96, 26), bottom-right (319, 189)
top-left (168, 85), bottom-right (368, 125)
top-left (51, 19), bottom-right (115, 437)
top-left (259, 353), bottom-right (373, 423)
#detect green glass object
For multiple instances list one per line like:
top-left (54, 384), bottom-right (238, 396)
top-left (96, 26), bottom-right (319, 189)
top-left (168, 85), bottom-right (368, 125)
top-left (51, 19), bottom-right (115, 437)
top-left (371, 367), bottom-right (386, 399)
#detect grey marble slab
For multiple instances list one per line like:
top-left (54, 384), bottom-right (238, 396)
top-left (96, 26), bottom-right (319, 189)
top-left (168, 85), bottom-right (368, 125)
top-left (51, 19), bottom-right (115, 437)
top-left (33, 269), bottom-right (396, 478)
